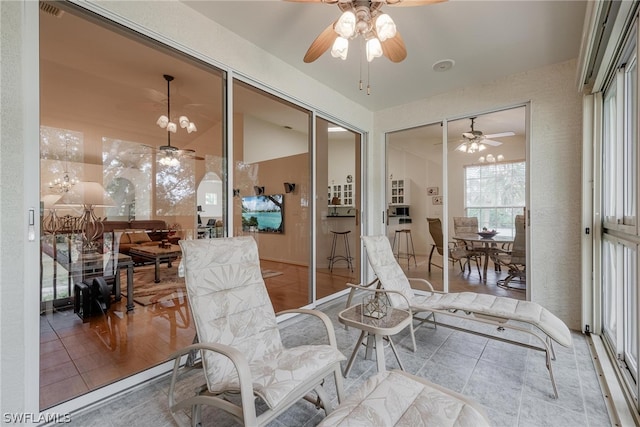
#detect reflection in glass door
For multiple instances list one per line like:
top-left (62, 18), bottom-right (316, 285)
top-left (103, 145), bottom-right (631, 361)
top-left (316, 118), bottom-right (361, 300)
top-left (386, 123), bottom-right (444, 292)
top-left (446, 107), bottom-right (527, 296)
top-left (232, 80), bottom-right (312, 311)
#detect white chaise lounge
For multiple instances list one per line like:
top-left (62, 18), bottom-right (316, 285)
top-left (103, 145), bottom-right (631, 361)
top-left (349, 235), bottom-right (573, 398)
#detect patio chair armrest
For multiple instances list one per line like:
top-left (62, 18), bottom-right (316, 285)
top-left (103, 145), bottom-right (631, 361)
top-left (407, 277), bottom-right (435, 292)
top-left (277, 308), bottom-right (339, 348)
top-left (167, 343), bottom-right (256, 421)
top-left (345, 282), bottom-right (414, 316)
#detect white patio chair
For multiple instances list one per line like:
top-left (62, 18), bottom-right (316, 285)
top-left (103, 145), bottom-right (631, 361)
top-left (168, 236), bottom-right (345, 426)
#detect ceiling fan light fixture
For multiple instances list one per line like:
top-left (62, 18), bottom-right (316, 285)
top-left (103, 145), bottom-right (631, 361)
top-left (478, 143), bottom-right (486, 151)
top-left (335, 10), bottom-right (356, 38)
top-left (166, 122), bottom-right (177, 133)
top-left (457, 144), bottom-right (468, 153)
top-left (375, 13), bottom-right (396, 41)
top-left (331, 36), bottom-right (349, 60)
top-left (366, 37), bottom-right (383, 62)
top-left (187, 122), bottom-right (197, 133)
top-left (159, 154), bottom-right (180, 167)
top-left (179, 116), bottom-right (190, 128)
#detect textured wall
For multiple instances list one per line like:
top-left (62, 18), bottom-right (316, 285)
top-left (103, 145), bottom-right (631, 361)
top-left (372, 60), bottom-right (583, 329)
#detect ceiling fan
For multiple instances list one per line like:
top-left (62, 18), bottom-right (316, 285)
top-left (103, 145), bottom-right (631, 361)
top-left (286, 0), bottom-right (446, 63)
top-left (455, 117), bottom-right (515, 153)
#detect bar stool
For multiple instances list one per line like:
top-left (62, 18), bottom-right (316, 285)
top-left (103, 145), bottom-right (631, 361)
top-left (392, 229), bottom-right (416, 269)
top-left (328, 230), bottom-right (354, 272)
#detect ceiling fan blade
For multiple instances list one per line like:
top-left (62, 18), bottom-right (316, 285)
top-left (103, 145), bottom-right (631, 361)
top-left (304, 22), bottom-right (338, 63)
top-left (178, 149), bottom-right (204, 160)
top-left (484, 131), bottom-right (515, 139)
top-left (381, 31), bottom-right (407, 63)
top-left (387, 0), bottom-right (447, 7)
top-left (482, 139), bottom-right (503, 146)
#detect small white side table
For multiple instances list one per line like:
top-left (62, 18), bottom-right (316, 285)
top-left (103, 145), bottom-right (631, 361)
top-left (338, 304), bottom-right (412, 377)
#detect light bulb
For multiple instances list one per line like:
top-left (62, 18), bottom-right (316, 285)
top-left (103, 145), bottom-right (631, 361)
top-left (479, 156), bottom-right (486, 163)
top-left (187, 122), bottom-right (197, 133)
top-left (156, 115), bottom-right (169, 128)
top-left (179, 116), bottom-right (190, 128)
top-left (497, 154), bottom-right (505, 161)
top-left (167, 122), bottom-right (177, 133)
top-left (375, 13), bottom-right (396, 41)
top-left (366, 38), bottom-right (383, 62)
top-left (331, 37), bottom-right (349, 60)
top-left (457, 144), bottom-right (468, 153)
top-left (335, 11), bottom-right (356, 38)
top-left (479, 143), bottom-right (486, 151)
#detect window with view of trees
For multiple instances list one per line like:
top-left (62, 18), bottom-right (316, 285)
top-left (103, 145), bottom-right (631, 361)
top-left (464, 161), bottom-right (525, 236)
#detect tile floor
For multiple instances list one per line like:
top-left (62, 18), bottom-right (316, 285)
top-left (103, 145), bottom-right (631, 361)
top-left (64, 296), bottom-right (613, 427)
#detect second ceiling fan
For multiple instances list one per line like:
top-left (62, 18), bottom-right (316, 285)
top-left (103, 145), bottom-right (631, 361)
top-left (455, 117), bottom-right (515, 153)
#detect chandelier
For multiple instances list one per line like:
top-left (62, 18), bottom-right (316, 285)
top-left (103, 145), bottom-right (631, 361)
top-left (156, 74), bottom-right (197, 134)
top-left (49, 139), bottom-right (79, 193)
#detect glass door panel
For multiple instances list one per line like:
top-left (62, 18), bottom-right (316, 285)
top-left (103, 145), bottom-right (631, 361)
top-left (316, 118), bottom-right (361, 300)
top-left (39, 7), bottom-right (224, 408)
top-left (447, 107), bottom-right (526, 293)
top-left (386, 123), bottom-right (443, 291)
top-left (232, 80), bottom-right (311, 311)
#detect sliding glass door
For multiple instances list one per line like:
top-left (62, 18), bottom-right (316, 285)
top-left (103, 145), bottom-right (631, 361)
top-left (316, 117), bottom-right (361, 300)
top-left (39, 6), bottom-right (225, 409)
top-left (231, 80), bottom-right (312, 311)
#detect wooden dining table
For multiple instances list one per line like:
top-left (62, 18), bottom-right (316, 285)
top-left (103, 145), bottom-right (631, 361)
top-left (453, 233), bottom-right (514, 282)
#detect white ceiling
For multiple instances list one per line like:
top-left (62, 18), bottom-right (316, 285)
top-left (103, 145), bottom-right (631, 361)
top-left (183, 0), bottom-right (588, 112)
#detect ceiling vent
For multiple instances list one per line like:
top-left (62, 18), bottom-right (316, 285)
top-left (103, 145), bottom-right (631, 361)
top-left (39, 2), bottom-right (65, 18)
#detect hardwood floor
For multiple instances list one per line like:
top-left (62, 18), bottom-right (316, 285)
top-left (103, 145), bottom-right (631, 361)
top-left (39, 252), bottom-right (522, 409)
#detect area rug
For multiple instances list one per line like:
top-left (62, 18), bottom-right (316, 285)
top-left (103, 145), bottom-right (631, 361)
top-left (122, 264), bottom-right (186, 306)
top-left (122, 265), bottom-right (284, 306)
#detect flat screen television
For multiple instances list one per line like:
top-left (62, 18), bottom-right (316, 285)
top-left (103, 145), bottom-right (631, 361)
top-left (241, 194), bottom-right (284, 233)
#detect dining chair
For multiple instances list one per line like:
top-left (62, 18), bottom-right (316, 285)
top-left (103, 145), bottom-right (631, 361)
top-left (490, 214), bottom-right (526, 289)
top-left (452, 216), bottom-right (486, 269)
top-left (426, 218), bottom-right (481, 276)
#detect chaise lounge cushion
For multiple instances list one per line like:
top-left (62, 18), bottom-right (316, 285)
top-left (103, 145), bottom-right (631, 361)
top-left (318, 370), bottom-right (490, 427)
top-left (412, 292), bottom-right (573, 348)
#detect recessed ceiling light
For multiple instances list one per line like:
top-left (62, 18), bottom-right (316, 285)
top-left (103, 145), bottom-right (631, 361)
top-left (432, 59), bottom-right (455, 72)
top-left (328, 126), bottom-right (347, 132)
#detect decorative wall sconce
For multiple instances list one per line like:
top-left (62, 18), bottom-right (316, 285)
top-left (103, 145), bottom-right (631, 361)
top-left (233, 189), bottom-right (240, 197)
top-left (253, 186), bottom-right (264, 196)
top-left (284, 182), bottom-right (296, 193)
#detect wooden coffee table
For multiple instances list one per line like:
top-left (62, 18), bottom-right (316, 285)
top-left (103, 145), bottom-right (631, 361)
top-left (129, 244), bottom-right (182, 283)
